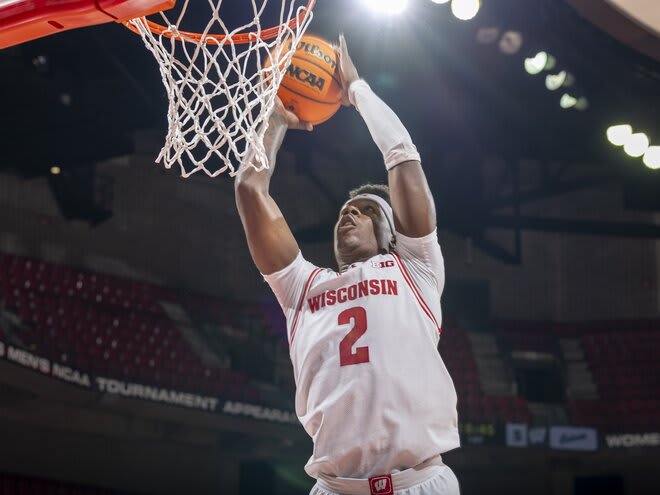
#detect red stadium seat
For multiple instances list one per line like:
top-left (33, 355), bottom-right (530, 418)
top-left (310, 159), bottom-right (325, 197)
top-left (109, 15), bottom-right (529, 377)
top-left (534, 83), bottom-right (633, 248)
top-left (0, 252), bottom-right (261, 402)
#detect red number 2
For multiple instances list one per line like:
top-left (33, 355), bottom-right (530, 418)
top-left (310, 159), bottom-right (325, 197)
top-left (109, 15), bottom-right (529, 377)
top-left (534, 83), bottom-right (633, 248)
top-left (338, 306), bottom-right (370, 367)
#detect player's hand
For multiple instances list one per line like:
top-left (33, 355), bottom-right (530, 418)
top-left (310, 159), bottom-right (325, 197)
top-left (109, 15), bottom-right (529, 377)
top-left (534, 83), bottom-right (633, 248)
top-left (336, 33), bottom-right (360, 107)
top-left (271, 96), bottom-right (313, 131)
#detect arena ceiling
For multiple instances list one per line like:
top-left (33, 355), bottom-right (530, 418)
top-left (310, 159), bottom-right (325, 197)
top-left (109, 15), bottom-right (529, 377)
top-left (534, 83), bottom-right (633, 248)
top-left (566, 0), bottom-right (660, 62)
top-left (1, 0), bottom-right (658, 171)
top-left (608, 0), bottom-right (660, 36)
top-left (0, 0), bottom-right (659, 242)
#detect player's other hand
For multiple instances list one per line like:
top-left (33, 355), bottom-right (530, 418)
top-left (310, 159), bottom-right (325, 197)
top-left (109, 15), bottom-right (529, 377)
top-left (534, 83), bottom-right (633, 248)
top-left (336, 33), bottom-right (360, 107)
top-left (272, 97), bottom-right (313, 132)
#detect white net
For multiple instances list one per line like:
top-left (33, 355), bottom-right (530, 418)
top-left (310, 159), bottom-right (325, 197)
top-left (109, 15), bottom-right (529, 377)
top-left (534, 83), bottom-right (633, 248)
top-left (126, 0), bottom-right (314, 177)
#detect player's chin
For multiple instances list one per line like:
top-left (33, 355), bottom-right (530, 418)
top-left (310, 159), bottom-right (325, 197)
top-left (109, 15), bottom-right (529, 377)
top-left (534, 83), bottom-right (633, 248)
top-left (342, 225), bottom-right (363, 238)
top-left (336, 232), bottom-right (360, 250)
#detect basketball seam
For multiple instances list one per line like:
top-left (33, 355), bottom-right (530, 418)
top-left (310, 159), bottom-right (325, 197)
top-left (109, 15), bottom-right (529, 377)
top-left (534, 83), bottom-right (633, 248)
top-left (280, 83), bottom-right (343, 106)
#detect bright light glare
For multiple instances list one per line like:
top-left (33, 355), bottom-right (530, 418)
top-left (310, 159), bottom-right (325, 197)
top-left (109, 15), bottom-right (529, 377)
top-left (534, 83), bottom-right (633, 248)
top-left (524, 52), bottom-right (555, 75)
top-left (363, 0), bottom-right (408, 14)
top-left (50, 166), bottom-right (61, 175)
top-left (606, 125), bottom-right (632, 146)
top-left (642, 146), bottom-right (660, 170)
top-left (451, 0), bottom-right (480, 20)
top-left (431, 0), bottom-right (450, 3)
top-left (623, 132), bottom-right (650, 158)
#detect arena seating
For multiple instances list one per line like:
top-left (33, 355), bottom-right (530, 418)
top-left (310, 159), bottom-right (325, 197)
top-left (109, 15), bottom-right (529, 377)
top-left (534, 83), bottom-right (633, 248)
top-left (566, 322), bottom-right (660, 431)
top-left (495, 320), bottom-right (659, 430)
top-left (498, 320), bottom-right (557, 353)
top-left (440, 326), bottom-right (530, 423)
top-left (0, 252), bottom-right (258, 401)
top-left (0, 252), bottom-right (534, 422)
top-left (6, 251), bottom-right (657, 430)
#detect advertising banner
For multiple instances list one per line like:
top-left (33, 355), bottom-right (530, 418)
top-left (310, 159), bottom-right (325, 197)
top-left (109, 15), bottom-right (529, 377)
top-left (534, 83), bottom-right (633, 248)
top-left (2, 339), bottom-right (657, 445)
top-left (604, 432), bottom-right (660, 448)
top-left (505, 423), bottom-right (528, 447)
top-left (549, 426), bottom-right (598, 451)
top-left (505, 423), bottom-right (550, 448)
top-left (0, 339), bottom-right (298, 425)
top-left (1, 339), bottom-right (92, 388)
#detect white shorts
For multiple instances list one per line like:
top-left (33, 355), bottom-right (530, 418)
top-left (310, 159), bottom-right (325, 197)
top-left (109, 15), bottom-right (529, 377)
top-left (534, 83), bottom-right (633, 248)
top-left (309, 457), bottom-right (460, 495)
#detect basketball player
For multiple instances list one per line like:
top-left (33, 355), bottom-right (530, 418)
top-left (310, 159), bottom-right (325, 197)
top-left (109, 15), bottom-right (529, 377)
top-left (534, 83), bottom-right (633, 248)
top-left (235, 35), bottom-right (460, 495)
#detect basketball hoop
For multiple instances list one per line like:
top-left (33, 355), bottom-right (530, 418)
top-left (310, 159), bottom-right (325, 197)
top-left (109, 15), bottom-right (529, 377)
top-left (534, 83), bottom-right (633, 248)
top-left (123, 0), bottom-right (316, 177)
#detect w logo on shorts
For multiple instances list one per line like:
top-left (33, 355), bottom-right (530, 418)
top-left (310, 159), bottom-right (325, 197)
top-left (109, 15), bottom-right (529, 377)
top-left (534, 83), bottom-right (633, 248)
top-left (369, 474), bottom-right (393, 495)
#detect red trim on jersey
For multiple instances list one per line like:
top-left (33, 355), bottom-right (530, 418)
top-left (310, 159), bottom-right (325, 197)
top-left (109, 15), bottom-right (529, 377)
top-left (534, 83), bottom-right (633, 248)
top-left (289, 268), bottom-right (323, 346)
top-left (392, 253), bottom-right (442, 334)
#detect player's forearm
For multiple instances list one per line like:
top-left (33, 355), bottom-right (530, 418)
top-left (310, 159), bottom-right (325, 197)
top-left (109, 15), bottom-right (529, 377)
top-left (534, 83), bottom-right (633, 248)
top-left (234, 112), bottom-right (300, 275)
top-left (235, 114), bottom-right (288, 195)
top-left (350, 80), bottom-right (436, 236)
top-left (349, 80), bottom-right (420, 171)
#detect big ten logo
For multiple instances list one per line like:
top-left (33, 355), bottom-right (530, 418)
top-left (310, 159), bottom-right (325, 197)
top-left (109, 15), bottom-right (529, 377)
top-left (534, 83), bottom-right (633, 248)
top-left (371, 260), bottom-right (395, 269)
top-left (369, 475), bottom-right (393, 495)
top-left (286, 64), bottom-right (326, 91)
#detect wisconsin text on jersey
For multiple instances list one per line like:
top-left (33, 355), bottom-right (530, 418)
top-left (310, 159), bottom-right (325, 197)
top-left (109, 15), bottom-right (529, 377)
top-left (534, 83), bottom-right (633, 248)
top-left (307, 278), bottom-right (399, 313)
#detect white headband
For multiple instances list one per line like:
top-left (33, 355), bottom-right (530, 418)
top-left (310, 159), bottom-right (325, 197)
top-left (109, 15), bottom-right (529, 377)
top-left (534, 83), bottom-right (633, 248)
top-left (342, 193), bottom-right (396, 244)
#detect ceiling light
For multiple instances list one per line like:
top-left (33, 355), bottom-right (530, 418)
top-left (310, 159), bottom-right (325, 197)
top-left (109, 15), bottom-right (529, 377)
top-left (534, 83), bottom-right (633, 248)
top-left (32, 55), bottom-right (48, 71)
top-left (642, 146), bottom-right (660, 170)
top-left (363, 0), bottom-right (408, 14)
top-left (606, 125), bottom-right (632, 146)
top-left (623, 133), bottom-right (649, 158)
top-left (524, 51), bottom-right (556, 75)
top-left (451, 0), bottom-right (480, 20)
top-left (559, 93), bottom-right (577, 109)
top-left (545, 71), bottom-right (573, 91)
top-left (499, 31), bottom-right (523, 55)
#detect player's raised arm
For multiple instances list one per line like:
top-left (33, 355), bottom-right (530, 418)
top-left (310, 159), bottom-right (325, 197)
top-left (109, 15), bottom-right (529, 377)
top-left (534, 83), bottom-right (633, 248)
top-left (234, 98), bottom-right (313, 275)
top-left (337, 34), bottom-right (436, 238)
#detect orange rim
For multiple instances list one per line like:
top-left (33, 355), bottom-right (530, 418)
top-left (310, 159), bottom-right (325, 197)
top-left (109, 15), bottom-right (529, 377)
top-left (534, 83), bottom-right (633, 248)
top-left (122, 0), bottom-right (315, 45)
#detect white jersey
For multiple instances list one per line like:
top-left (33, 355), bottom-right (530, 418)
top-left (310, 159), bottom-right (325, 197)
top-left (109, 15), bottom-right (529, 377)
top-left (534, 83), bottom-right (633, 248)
top-left (264, 229), bottom-right (459, 479)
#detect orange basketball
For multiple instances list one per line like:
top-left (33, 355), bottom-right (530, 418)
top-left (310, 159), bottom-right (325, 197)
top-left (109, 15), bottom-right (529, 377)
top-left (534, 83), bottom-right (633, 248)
top-left (277, 35), bottom-right (343, 125)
